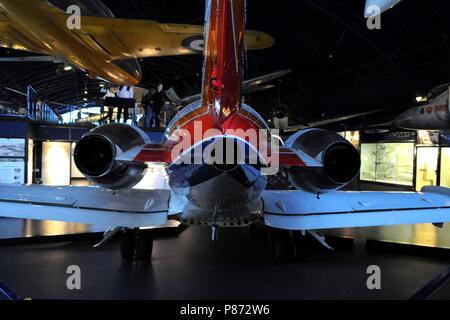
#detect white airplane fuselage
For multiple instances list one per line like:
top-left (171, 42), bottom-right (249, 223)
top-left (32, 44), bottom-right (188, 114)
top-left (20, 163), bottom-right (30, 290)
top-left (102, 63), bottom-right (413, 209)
top-left (393, 91), bottom-right (450, 130)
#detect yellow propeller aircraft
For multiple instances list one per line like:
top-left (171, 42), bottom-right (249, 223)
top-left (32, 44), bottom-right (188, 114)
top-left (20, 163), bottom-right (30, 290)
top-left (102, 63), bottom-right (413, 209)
top-left (0, 0), bottom-right (274, 85)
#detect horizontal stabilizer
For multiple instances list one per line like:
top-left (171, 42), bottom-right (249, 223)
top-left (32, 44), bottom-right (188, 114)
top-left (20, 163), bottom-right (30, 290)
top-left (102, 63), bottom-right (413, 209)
top-left (0, 184), bottom-right (169, 228)
top-left (263, 186), bottom-right (450, 230)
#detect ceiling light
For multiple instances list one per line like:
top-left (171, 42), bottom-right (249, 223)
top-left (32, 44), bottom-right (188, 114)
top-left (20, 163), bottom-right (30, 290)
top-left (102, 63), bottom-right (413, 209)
top-left (416, 96), bottom-right (428, 103)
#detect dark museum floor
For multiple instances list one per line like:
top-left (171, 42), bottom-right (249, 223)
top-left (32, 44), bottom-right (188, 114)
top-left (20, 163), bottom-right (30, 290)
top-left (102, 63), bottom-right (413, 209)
top-left (0, 218), bottom-right (450, 300)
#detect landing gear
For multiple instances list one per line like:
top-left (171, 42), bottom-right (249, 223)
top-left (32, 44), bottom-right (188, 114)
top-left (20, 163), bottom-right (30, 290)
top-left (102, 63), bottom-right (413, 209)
top-left (120, 229), bottom-right (136, 261)
top-left (269, 228), bottom-right (307, 263)
top-left (136, 232), bottom-right (153, 261)
top-left (120, 228), bottom-right (154, 261)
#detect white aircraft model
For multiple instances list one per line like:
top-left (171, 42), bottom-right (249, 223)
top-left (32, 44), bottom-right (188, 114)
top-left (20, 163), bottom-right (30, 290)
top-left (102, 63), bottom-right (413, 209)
top-left (0, 0), bottom-right (449, 264)
top-left (364, 0), bottom-right (403, 17)
top-left (388, 84), bottom-right (450, 130)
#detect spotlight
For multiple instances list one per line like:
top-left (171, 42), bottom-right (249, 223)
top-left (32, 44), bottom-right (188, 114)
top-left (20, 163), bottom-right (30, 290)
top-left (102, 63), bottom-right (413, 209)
top-left (416, 96), bottom-right (428, 103)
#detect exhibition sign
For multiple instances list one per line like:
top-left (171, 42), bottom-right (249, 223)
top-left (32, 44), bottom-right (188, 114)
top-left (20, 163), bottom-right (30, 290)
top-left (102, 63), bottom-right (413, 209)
top-left (0, 138), bottom-right (26, 184)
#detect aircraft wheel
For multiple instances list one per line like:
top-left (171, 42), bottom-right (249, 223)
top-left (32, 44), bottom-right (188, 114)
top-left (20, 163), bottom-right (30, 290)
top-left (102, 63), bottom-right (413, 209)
top-left (120, 229), bottom-right (136, 261)
top-left (135, 231), bottom-right (154, 261)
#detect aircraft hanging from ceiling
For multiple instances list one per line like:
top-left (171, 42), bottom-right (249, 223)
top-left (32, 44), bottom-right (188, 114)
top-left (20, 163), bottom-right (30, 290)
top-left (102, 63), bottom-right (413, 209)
top-left (368, 84), bottom-right (450, 130)
top-left (0, 0), bottom-right (274, 85)
top-left (0, 0), bottom-right (449, 263)
top-left (272, 108), bottom-right (385, 133)
top-left (364, 0), bottom-right (403, 17)
top-left (165, 69), bottom-right (293, 106)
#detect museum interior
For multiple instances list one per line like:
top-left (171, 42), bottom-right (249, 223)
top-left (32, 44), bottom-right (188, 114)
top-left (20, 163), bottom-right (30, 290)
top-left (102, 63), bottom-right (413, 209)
top-left (0, 0), bottom-right (450, 302)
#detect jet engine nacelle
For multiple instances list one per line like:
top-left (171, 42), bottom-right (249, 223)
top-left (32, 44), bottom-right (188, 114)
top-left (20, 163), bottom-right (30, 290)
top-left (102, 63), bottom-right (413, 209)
top-left (74, 123), bottom-right (149, 189)
top-left (285, 128), bottom-right (361, 194)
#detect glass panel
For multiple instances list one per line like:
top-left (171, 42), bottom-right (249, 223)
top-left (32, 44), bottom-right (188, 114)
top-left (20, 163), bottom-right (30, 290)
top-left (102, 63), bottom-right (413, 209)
top-left (360, 142), bottom-right (414, 186)
top-left (360, 144), bottom-right (377, 182)
top-left (440, 147), bottom-right (450, 188)
top-left (415, 147), bottom-right (439, 191)
top-left (375, 143), bottom-right (414, 185)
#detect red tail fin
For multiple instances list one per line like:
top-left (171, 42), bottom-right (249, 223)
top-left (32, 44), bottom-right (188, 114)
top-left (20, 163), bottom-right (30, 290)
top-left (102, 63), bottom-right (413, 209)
top-left (201, 0), bottom-right (245, 124)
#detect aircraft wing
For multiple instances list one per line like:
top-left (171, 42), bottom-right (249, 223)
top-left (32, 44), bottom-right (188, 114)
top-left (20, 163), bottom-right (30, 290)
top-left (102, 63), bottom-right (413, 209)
top-left (242, 70), bottom-right (292, 91)
top-left (0, 15), bottom-right (46, 53)
top-left (51, 15), bottom-right (274, 59)
top-left (166, 70), bottom-right (291, 106)
top-left (0, 184), bottom-right (170, 229)
top-left (262, 186), bottom-right (450, 230)
top-left (283, 109), bottom-right (385, 132)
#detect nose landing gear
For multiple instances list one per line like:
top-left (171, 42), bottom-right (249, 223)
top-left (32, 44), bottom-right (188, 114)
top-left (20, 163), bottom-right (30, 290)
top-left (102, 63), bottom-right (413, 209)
top-left (120, 228), bottom-right (154, 261)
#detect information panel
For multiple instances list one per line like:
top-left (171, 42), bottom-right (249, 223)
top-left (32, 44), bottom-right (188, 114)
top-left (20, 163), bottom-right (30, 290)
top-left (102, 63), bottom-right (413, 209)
top-left (0, 138), bottom-right (26, 184)
top-left (0, 158), bottom-right (25, 184)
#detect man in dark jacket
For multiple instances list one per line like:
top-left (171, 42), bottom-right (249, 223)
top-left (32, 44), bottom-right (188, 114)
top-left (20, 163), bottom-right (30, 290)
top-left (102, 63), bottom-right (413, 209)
top-left (141, 87), bottom-right (155, 129)
top-left (151, 83), bottom-right (165, 128)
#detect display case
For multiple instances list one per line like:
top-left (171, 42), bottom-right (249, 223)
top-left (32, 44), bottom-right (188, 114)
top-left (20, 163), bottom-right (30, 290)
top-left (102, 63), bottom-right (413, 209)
top-left (360, 142), bottom-right (414, 186)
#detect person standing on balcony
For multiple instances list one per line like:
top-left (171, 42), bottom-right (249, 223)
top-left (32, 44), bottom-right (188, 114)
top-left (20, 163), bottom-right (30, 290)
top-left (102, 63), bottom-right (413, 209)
top-left (141, 87), bottom-right (155, 129)
top-left (151, 83), bottom-right (165, 128)
top-left (117, 85), bottom-right (134, 123)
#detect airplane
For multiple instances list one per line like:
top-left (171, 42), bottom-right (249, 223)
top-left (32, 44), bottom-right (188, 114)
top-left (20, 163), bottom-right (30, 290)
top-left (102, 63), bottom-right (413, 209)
top-left (165, 70), bottom-right (293, 106)
top-left (0, 0), bottom-right (449, 263)
top-left (272, 109), bottom-right (385, 134)
top-left (379, 84), bottom-right (450, 130)
top-left (364, 0), bottom-right (403, 17)
top-left (364, 84), bottom-right (450, 131)
top-left (0, 0), bottom-right (274, 85)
